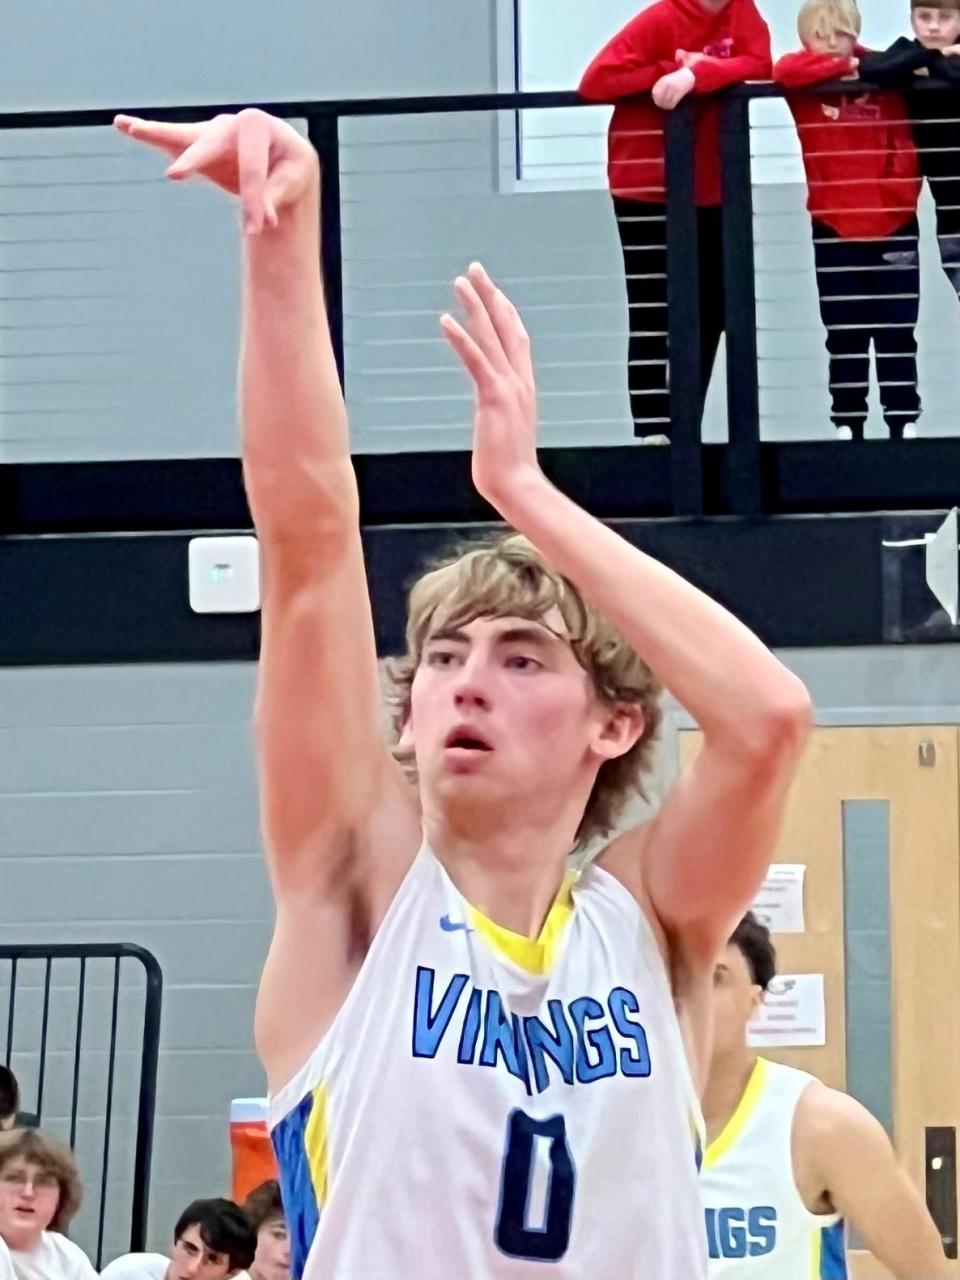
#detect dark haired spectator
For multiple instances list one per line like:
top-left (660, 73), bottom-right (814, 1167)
top-left (242, 1183), bottom-right (289, 1280)
top-left (0, 1074), bottom-right (18, 1134)
top-left (101, 1199), bottom-right (255, 1280)
top-left (0, 1129), bottom-right (96, 1280)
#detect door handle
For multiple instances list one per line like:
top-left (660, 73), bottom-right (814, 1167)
top-left (926, 1127), bottom-right (957, 1258)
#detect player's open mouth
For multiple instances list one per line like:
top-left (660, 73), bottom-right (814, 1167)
top-left (444, 728), bottom-right (493, 752)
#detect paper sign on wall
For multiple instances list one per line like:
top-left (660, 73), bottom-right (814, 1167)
top-left (747, 973), bottom-right (826, 1048)
top-left (751, 863), bottom-right (806, 934)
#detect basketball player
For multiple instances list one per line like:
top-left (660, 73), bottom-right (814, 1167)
top-left (116, 108), bottom-right (811, 1279)
top-left (701, 914), bottom-right (949, 1279)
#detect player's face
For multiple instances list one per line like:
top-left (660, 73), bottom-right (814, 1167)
top-left (805, 27), bottom-right (857, 57)
top-left (912, 6), bottom-right (960, 47)
top-left (252, 1218), bottom-right (290, 1280)
top-left (170, 1225), bottom-right (235, 1280)
top-left (711, 945), bottom-right (763, 1058)
top-left (407, 611), bottom-right (633, 832)
top-left (0, 1158), bottom-right (61, 1249)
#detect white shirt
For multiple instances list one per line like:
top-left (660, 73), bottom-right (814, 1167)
top-left (269, 846), bottom-right (706, 1280)
top-left (0, 1239), bottom-right (15, 1280)
top-left (699, 1058), bottom-right (845, 1280)
top-left (7, 1232), bottom-right (97, 1280)
top-left (99, 1254), bottom-right (168, 1280)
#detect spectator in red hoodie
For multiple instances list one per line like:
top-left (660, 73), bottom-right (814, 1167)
top-left (775, 0), bottom-right (923, 440)
top-left (580, 0), bottom-right (771, 443)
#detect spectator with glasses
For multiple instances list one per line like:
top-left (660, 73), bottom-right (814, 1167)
top-left (0, 1129), bottom-right (96, 1280)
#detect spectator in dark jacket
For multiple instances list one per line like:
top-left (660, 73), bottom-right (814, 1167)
top-left (860, 1), bottom-right (960, 296)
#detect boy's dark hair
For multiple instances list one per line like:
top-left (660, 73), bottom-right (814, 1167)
top-left (0, 1067), bottom-right (19, 1124)
top-left (174, 1198), bottom-right (257, 1271)
top-left (911, 0), bottom-right (960, 9)
top-left (243, 1179), bottom-right (285, 1231)
top-left (729, 912), bottom-right (777, 991)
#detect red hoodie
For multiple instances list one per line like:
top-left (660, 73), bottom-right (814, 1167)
top-left (774, 49), bottom-right (920, 239)
top-left (579, 0), bottom-right (772, 206)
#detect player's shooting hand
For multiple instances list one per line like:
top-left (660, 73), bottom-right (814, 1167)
top-left (114, 108), bottom-right (318, 234)
top-left (652, 68), bottom-right (696, 110)
top-left (441, 263), bottom-right (542, 509)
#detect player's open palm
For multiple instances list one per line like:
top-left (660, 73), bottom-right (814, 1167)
top-left (441, 263), bottom-right (542, 507)
top-left (114, 108), bottom-right (318, 233)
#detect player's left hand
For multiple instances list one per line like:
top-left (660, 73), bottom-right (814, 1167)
top-left (652, 67), bottom-right (696, 109)
top-left (441, 262), bottom-right (542, 508)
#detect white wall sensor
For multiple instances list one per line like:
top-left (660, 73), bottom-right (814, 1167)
top-left (188, 536), bottom-right (261, 614)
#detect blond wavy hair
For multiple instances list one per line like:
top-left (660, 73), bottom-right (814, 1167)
top-left (797, 0), bottom-right (861, 41)
top-left (0, 1128), bottom-right (84, 1234)
top-left (383, 533), bottom-right (662, 849)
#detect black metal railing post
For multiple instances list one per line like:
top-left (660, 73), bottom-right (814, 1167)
top-left (307, 112), bottom-right (345, 389)
top-left (664, 101), bottom-right (704, 516)
top-left (130, 946), bottom-right (162, 1254)
top-left (721, 94), bottom-right (762, 514)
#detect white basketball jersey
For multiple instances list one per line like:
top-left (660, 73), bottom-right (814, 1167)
top-left (268, 844), bottom-right (706, 1280)
top-left (699, 1058), bottom-right (847, 1280)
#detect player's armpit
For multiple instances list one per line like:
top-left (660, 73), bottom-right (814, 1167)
top-left (802, 1086), bottom-right (951, 1280)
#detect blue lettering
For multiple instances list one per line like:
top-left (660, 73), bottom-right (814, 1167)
top-left (748, 1206), bottom-right (777, 1256)
top-left (704, 1208), bottom-right (721, 1260)
top-left (570, 996), bottom-right (616, 1084)
top-left (457, 987), bottom-right (483, 1064)
top-left (704, 1207), bottom-right (778, 1259)
top-left (718, 1207), bottom-right (747, 1258)
top-left (480, 992), bottom-right (530, 1092)
top-left (607, 987), bottom-right (652, 1077)
top-left (523, 1000), bottom-right (575, 1093)
top-left (411, 967), bottom-right (469, 1059)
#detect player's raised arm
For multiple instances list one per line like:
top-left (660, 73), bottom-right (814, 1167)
top-left (442, 263), bottom-right (810, 970)
top-left (116, 111), bottom-right (420, 1088)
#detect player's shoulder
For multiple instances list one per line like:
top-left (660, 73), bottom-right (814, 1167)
top-left (793, 1078), bottom-right (878, 1150)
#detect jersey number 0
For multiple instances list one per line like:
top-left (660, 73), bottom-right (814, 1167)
top-left (495, 1110), bottom-right (576, 1261)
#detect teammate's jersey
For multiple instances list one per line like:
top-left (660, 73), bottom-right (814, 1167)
top-left (699, 1057), bottom-right (847, 1280)
top-left (268, 844), bottom-right (706, 1280)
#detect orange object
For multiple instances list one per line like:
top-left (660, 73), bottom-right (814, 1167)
top-left (230, 1098), bottom-right (278, 1203)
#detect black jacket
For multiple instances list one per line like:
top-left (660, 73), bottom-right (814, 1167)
top-left (859, 39), bottom-right (960, 184)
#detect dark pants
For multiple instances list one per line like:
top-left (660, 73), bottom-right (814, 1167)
top-left (811, 217), bottom-right (921, 438)
top-left (931, 180), bottom-right (960, 297)
top-left (613, 197), bottom-right (725, 439)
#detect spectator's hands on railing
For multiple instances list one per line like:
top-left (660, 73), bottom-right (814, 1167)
top-left (652, 67), bottom-right (696, 110)
top-left (114, 109), bottom-right (319, 234)
top-left (676, 49), bottom-right (706, 68)
top-left (440, 262), bottom-right (542, 510)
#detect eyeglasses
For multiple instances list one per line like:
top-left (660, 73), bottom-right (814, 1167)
top-left (0, 1170), bottom-right (60, 1192)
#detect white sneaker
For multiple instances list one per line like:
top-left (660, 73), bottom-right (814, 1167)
top-left (639, 434), bottom-right (670, 446)
top-left (836, 426), bottom-right (853, 441)
top-left (901, 424), bottom-right (918, 439)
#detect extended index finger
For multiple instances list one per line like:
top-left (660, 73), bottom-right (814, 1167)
top-left (114, 115), bottom-right (202, 158)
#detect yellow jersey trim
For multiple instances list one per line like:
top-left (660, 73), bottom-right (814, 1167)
top-left (304, 1082), bottom-right (330, 1207)
top-left (702, 1056), bottom-right (769, 1171)
top-left (466, 870), bottom-right (577, 975)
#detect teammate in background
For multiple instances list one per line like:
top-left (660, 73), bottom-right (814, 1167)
top-left (775, 0), bottom-right (923, 441)
top-left (700, 913), bottom-right (950, 1279)
top-left (100, 1199), bottom-right (256, 1280)
top-left (579, 0), bottom-right (772, 442)
top-left (0, 1073), bottom-right (18, 1133)
top-left (116, 107), bottom-right (810, 1279)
